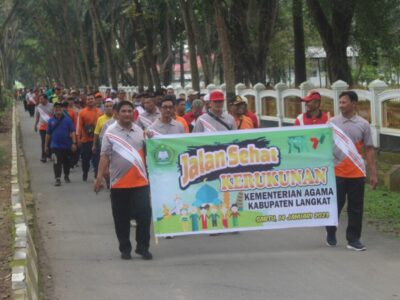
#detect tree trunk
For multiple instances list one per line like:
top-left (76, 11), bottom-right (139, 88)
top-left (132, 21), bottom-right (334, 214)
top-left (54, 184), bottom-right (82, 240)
top-left (89, 3), bottom-right (100, 86)
top-left (214, 0), bottom-right (235, 102)
top-left (180, 0), bottom-right (200, 91)
top-left (306, 0), bottom-right (355, 86)
top-left (293, 0), bottom-right (307, 86)
top-left (89, 0), bottom-right (118, 89)
top-left (179, 39), bottom-right (185, 87)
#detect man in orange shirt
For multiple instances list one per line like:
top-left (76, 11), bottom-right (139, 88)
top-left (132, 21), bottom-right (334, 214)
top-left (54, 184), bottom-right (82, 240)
top-left (230, 96), bottom-right (254, 130)
top-left (77, 93), bottom-right (103, 181)
top-left (94, 101), bottom-right (152, 260)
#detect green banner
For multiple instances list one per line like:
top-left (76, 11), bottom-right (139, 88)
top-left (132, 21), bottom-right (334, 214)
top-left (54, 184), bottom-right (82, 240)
top-left (146, 125), bottom-right (337, 237)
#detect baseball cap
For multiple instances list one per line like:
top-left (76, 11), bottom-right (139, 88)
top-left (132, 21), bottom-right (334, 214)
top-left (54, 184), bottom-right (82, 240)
top-left (233, 95), bottom-right (248, 105)
top-left (95, 92), bottom-right (103, 98)
top-left (104, 98), bottom-right (114, 103)
top-left (209, 90), bottom-right (225, 101)
top-left (302, 91), bottom-right (321, 102)
top-left (187, 89), bottom-right (199, 96)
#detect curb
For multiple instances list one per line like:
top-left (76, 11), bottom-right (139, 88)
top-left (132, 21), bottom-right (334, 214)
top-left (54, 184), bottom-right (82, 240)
top-left (11, 104), bottom-right (39, 300)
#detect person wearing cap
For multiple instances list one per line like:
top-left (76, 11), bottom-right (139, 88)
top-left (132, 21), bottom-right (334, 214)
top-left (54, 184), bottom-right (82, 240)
top-left (193, 90), bottom-right (237, 132)
top-left (294, 91), bottom-right (329, 126)
top-left (325, 91), bottom-right (377, 251)
top-left (147, 97), bottom-right (185, 137)
top-left (34, 94), bottom-right (53, 162)
top-left (166, 86), bottom-right (175, 96)
top-left (110, 89), bottom-right (118, 102)
top-left (203, 93), bottom-right (211, 112)
top-left (185, 89), bottom-right (199, 113)
top-left (136, 94), bottom-right (160, 130)
top-left (45, 102), bottom-right (77, 186)
top-left (94, 92), bottom-right (105, 112)
top-left (92, 98), bottom-right (114, 157)
top-left (230, 96), bottom-right (254, 130)
top-left (183, 99), bottom-right (204, 132)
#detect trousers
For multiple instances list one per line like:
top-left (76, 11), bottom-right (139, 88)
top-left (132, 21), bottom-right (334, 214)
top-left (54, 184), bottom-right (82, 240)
top-left (326, 177), bottom-right (365, 242)
top-left (110, 186), bottom-right (151, 254)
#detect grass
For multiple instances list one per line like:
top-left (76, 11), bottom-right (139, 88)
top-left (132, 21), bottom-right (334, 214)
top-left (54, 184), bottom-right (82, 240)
top-left (364, 185), bottom-right (400, 238)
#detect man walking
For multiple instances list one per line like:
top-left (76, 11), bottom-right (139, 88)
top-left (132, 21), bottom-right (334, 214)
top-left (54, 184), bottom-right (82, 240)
top-left (136, 94), bottom-right (160, 130)
top-left (326, 91), bottom-right (377, 251)
top-left (35, 94), bottom-right (53, 162)
top-left (45, 103), bottom-right (77, 186)
top-left (294, 91), bottom-right (329, 125)
top-left (76, 93), bottom-right (103, 181)
top-left (193, 90), bottom-right (236, 132)
top-left (147, 97), bottom-right (185, 137)
top-left (94, 101), bottom-right (152, 260)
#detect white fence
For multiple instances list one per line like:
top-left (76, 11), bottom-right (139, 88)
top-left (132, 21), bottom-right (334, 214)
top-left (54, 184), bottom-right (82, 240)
top-left (100, 79), bottom-right (400, 149)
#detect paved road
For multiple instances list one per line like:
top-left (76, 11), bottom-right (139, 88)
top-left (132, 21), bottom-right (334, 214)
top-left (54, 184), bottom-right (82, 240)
top-left (19, 105), bottom-right (400, 300)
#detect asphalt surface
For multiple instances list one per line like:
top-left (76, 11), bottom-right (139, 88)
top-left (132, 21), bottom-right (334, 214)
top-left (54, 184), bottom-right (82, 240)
top-left (19, 105), bottom-right (400, 300)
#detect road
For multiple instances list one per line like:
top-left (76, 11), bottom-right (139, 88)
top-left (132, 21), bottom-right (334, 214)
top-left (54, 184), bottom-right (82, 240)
top-left (19, 105), bottom-right (400, 300)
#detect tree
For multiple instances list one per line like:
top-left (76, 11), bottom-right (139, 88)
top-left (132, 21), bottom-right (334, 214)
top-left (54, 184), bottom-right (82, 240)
top-left (293, 0), bottom-right (306, 86)
top-left (306, 0), bottom-right (356, 86)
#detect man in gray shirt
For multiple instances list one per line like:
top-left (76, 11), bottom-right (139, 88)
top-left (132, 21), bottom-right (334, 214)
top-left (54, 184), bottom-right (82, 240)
top-left (192, 90), bottom-right (237, 132)
top-left (147, 96), bottom-right (185, 137)
top-left (136, 94), bottom-right (160, 130)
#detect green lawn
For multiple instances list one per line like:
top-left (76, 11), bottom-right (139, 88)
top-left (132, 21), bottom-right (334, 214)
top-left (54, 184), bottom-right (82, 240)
top-left (364, 185), bottom-right (400, 238)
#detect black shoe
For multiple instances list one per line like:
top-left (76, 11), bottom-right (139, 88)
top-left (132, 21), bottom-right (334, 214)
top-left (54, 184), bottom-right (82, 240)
top-left (135, 248), bottom-right (153, 260)
top-left (40, 158), bottom-right (47, 163)
top-left (326, 233), bottom-right (337, 247)
top-left (82, 173), bottom-right (88, 182)
top-left (64, 176), bottom-right (71, 183)
top-left (54, 178), bottom-right (61, 187)
top-left (347, 240), bottom-right (366, 251)
top-left (120, 252), bottom-right (132, 260)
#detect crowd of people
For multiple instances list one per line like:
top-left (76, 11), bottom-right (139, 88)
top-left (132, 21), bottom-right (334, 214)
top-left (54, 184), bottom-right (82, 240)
top-left (18, 84), bottom-right (377, 260)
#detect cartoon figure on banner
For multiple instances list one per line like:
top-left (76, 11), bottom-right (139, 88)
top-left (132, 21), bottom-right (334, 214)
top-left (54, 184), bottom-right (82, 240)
top-left (199, 204), bottom-right (209, 230)
top-left (171, 195), bottom-right (183, 215)
top-left (180, 207), bottom-right (190, 232)
top-left (221, 207), bottom-right (229, 228)
top-left (162, 204), bottom-right (171, 219)
top-left (189, 206), bottom-right (199, 232)
top-left (230, 204), bottom-right (240, 227)
top-left (210, 206), bottom-right (220, 228)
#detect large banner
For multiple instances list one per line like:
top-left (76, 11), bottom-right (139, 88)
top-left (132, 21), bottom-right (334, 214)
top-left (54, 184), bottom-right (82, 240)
top-left (146, 125), bottom-right (338, 237)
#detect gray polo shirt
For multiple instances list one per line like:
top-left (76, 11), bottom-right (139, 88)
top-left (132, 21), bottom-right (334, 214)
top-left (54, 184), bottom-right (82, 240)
top-left (101, 122), bottom-right (148, 188)
top-left (192, 111), bottom-right (237, 132)
top-left (329, 113), bottom-right (373, 164)
top-left (148, 118), bottom-right (185, 136)
top-left (136, 110), bottom-right (160, 130)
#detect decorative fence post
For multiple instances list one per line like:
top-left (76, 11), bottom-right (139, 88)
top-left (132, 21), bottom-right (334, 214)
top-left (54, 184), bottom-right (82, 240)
top-left (275, 82), bottom-right (288, 127)
top-left (368, 79), bottom-right (388, 147)
top-left (331, 80), bottom-right (349, 116)
top-left (254, 83), bottom-right (266, 118)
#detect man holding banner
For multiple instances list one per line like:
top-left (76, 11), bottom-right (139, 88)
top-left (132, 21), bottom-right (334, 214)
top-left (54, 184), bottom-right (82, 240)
top-left (326, 91), bottom-right (377, 251)
top-left (192, 90), bottom-right (236, 132)
top-left (94, 101), bottom-right (153, 260)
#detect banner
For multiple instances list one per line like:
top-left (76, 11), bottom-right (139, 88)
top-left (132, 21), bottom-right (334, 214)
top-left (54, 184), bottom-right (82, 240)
top-left (146, 125), bottom-right (338, 237)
